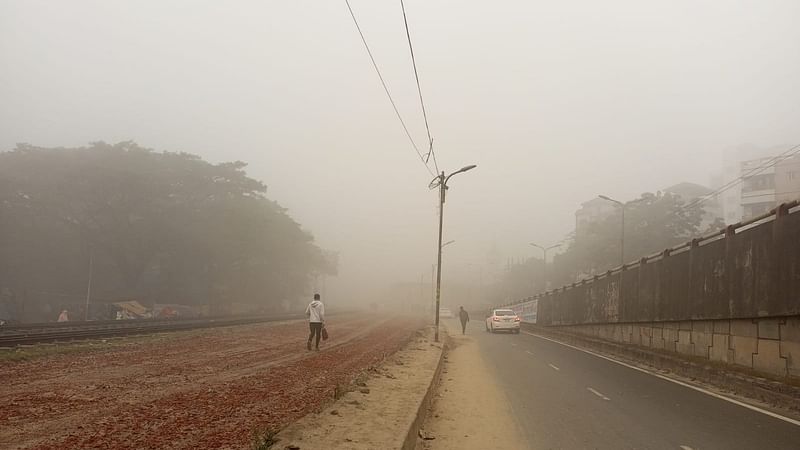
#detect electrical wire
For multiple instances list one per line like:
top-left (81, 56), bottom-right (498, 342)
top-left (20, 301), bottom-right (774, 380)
top-left (400, 0), bottom-right (438, 174)
top-left (741, 189), bottom-right (800, 199)
top-left (682, 143), bottom-right (800, 211)
top-left (344, 0), bottom-right (436, 177)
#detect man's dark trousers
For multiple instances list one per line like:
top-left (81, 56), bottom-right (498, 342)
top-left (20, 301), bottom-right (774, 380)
top-left (308, 322), bottom-right (323, 349)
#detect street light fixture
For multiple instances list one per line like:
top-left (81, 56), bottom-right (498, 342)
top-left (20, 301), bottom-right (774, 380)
top-left (529, 242), bottom-right (561, 291)
top-left (432, 165), bottom-right (477, 342)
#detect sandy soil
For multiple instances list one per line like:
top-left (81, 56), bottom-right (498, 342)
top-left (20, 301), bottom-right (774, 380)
top-left (0, 314), bottom-right (423, 450)
top-left (416, 325), bottom-right (528, 449)
top-left (275, 326), bottom-right (443, 450)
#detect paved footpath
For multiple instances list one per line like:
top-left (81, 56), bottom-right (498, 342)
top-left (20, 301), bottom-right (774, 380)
top-left (418, 326), bottom-right (527, 449)
top-left (447, 318), bottom-right (800, 450)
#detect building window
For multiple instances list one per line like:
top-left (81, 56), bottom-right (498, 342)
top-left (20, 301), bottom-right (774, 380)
top-left (742, 174), bottom-right (775, 192)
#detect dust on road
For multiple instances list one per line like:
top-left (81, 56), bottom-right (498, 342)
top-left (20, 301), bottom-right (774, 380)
top-left (417, 324), bottom-right (528, 449)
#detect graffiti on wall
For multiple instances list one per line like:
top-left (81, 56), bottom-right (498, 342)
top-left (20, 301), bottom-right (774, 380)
top-left (511, 298), bottom-right (538, 324)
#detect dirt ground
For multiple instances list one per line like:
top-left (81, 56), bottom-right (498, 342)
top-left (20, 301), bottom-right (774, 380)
top-left (416, 325), bottom-right (528, 449)
top-left (275, 326), bottom-right (443, 450)
top-left (0, 314), bottom-right (424, 450)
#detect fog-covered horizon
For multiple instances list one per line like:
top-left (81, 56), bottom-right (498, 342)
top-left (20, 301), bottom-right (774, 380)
top-left (2, 0), bottom-right (799, 305)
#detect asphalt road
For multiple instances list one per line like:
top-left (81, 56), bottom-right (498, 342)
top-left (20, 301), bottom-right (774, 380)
top-left (450, 318), bottom-right (800, 450)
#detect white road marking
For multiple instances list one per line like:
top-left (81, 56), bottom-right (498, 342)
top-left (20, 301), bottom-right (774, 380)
top-left (679, 445), bottom-right (694, 450)
top-left (587, 387), bottom-right (610, 401)
top-left (522, 330), bottom-right (800, 427)
top-left (511, 343), bottom-right (517, 347)
top-left (548, 363), bottom-right (560, 371)
top-left (525, 350), bottom-right (534, 356)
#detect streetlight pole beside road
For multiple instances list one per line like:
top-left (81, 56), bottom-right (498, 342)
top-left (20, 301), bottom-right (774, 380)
top-left (529, 242), bottom-right (561, 292)
top-left (433, 165), bottom-right (477, 342)
top-left (598, 195), bottom-right (625, 266)
top-left (430, 240), bottom-right (455, 312)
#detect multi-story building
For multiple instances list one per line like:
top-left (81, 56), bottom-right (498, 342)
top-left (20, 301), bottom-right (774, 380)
top-left (740, 154), bottom-right (800, 220)
top-left (775, 155), bottom-right (800, 205)
top-left (740, 156), bottom-right (777, 219)
top-left (715, 145), bottom-right (800, 224)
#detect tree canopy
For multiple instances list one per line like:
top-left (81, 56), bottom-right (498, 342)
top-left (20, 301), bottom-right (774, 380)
top-left (552, 191), bottom-right (718, 285)
top-left (489, 192), bottom-right (722, 306)
top-left (0, 142), bottom-right (335, 321)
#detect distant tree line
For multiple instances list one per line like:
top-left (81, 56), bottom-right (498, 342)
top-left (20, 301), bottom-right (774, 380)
top-left (492, 192), bottom-right (721, 304)
top-left (0, 142), bottom-right (336, 321)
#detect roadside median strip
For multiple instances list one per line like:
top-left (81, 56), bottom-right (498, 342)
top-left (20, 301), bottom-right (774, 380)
top-left (273, 325), bottom-right (446, 450)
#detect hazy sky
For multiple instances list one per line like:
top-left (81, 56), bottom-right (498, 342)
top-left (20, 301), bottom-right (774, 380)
top-left (2, 1), bottom-right (799, 302)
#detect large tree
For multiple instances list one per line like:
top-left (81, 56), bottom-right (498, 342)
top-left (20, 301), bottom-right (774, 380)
top-left (0, 142), bottom-right (334, 321)
top-left (551, 192), bottom-right (715, 286)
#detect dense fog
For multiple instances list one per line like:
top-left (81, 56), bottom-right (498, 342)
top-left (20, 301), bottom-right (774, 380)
top-left (2, 1), bottom-right (799, 318)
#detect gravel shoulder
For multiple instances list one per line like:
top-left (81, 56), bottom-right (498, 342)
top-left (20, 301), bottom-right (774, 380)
top-left (275, 326), bottom-right (443, 450)
top-left (416, 323), bottom-right (528, 450)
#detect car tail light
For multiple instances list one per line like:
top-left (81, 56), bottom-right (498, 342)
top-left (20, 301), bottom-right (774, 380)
top-left (492, 317), bottom-right (500, 322)
top-left (514, 317), bottom-right (521, 322)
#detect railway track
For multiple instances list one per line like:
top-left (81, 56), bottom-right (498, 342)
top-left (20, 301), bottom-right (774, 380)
top-left (0, 313), bottom-right (305, 347)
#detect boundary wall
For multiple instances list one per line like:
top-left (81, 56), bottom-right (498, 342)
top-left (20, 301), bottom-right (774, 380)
top-left (504, 201), bottom-right (800, 379)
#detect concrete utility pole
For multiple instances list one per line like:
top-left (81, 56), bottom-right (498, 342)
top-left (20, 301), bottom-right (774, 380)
top-left (529, 242), bottom-right (561, 291)
top-left (431, 240), bottom-right (455, 318)
top-left (432, 166), bottom-right (477, 342)
top-left (431, 264), bottom-right (435, 310)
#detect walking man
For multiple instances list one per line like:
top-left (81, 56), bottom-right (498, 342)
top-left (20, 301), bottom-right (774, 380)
top-left (305, 293), bottom-right (325, 351)
top-left (459, 306), bottom-right (469, 335)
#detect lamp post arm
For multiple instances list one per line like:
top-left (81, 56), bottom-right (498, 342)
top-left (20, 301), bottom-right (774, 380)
top-left (445, 165), bottom-right (478, 184)
top-left (598, 194), bottom-right (623, 206)
top-left (529, 243), bottom-right (545, 253)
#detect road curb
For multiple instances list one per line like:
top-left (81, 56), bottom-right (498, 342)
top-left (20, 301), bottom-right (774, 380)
top-left (401, 332), bottom-right (447, 450)
top-left (270, 324), bottom-right (446, 450)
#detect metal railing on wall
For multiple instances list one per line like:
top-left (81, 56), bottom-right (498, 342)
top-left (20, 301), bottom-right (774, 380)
top-left (500, 199), bottom-right (800, 310)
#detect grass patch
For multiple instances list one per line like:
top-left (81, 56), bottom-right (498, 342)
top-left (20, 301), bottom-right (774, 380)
top-left (251, 427), bottom-right (279, 450)
top-left (0, 327), bottom-right (218, 363)
top-left (0, 342), bottom-right (111, 362)
top-left (333, 383), bottom-right (350, 400)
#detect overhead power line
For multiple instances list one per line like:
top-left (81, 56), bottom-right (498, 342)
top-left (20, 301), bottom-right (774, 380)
top-left (683, 143), bottom-right (800, 211)
top-left (400, 0), bottom-right (438, 174)
top-left (742, 189), bottom-right (800, 199)
top-left (344, 0), bottom-right (436, 177)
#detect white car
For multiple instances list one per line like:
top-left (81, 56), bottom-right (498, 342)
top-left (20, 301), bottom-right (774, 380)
top-left (485, 309), bottom-right (520, 334)
top-left (439, 307), bottom-right (455, 319)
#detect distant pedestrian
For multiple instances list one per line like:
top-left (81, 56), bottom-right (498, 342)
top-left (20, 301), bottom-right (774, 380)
top-left (459, 306), bottom-right (469, 335)
top-left (305, 294), bottom-right (325, 351)
top-left (57, 310), bottom-right (69, 322)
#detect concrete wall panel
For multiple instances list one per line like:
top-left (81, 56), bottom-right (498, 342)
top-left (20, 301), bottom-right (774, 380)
top-left (546, 316), bottom-right (799, 380)
top-left (709, 333), bottom-right (730, 363)
top-left (753, 339), bottom-right (787, 377)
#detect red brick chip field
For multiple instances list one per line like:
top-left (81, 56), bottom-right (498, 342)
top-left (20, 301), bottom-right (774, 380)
top-left (0, 314), bottom-right (424, 449)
